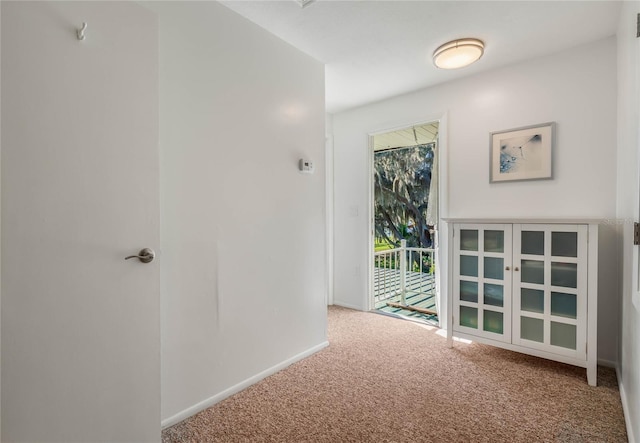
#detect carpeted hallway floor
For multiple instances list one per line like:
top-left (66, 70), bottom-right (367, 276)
top-left (162, 306), bottom-right (628, 442)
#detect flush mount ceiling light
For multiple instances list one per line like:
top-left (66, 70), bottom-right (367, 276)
top-left (433, 38), bottom-right (484, 69)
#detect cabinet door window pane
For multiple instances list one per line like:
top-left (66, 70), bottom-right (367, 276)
top-left (521, 316), bottom-right (544, 342)
top-left (484, 230), bottom-right (504, 253)
top-left (551, 262), bottom-right (577, 288)
top-left (521, 231), bottom-right (544, 255)
top-left (551, 232), bottom-right (578, 257)
top-left (460, 281), bottom-right (478, 303)
top-left (484, 257), bottom-right (504, 280)
top-left (460, 256), bottom-right (478, 277)
top-left (521, 260), bottom-right (544, 285)
top-left (483, 310), bottom-right (504, 334)
top-left (460, 230), bottom-right (478, 251)
top-left (521, 288), bottom-right (544, 313)
top-left (460, 306), bottom-right (478, 329)
top-left (551, 292), bottom-right (577, 319)
top-left (484, 283), bottom-right (503, 307)
top-left (550, 322), bottom-right (577, 350)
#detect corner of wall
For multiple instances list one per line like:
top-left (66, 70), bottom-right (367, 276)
top-left (161, 340), bottom-right (329, 429)
top-left (326, 125), bottom-right (335, 307)
top-left (615, 2), bottom-right (640, 442)
top-left (325, 113), bottom-right (334, 136)
top-left (1, 1), bottom-right (4, 436)
top-left (616, 364), bottom-right (637, 443)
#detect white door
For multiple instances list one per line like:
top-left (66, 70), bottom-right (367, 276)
top-left (512, 224), bottom-right (588, 360)
top-left (2, 2), bottom-right (160, 442)
top-left (452, 223), bottom-right (512, 343)
top-left (635, 24), bottom-right (640, 307)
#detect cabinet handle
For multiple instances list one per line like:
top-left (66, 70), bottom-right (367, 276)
top-left (514, 267), bottom-right (520, 271)
top-left (505, 266), bottom-right (510, 271)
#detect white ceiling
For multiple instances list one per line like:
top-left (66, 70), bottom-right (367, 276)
top-left (373, 122), bottom-right (439, 151)
top-left (220, 0), bottom-right (622, 114)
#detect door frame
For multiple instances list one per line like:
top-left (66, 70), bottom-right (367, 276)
top-left (366, 113), bottom-right (449, 328)
top-left (634, 26), bottom-right (640, 311)
top-left (326, 134), bottom-right (334, 306)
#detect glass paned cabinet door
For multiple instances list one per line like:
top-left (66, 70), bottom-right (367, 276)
top-left (521, 316), bottom-right (544, 343)
top-left (483, 283), bottom-right (503, 307)
top-left (521, 231), bottom-right (544, 256)
top-left (484, 230), bottom-right (504, 253)
top-left (460, 255), bottom-right (478, 277)
top-left (551, 232), bottom-right (578, 257)
top-left (521, 288), bottom-right (544, 314)
top-left (521, 259), bottom-right (544, 284)
top-left (453, 224), bottom-right (512, 343)
top-left (550, 292), bottom-right (577, 319)
top-left (512, 224), bottom-right (587, 359)
top-left (460, 281), bottom-right (478, 303)
top-left (460, 229), bottom-right (478, 251)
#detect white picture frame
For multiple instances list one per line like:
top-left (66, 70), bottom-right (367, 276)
top-left (490, 122), bottom-right (555, 183)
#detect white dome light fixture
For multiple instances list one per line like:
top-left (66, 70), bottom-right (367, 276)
top-left (433, 38), bottom-right (485, 69)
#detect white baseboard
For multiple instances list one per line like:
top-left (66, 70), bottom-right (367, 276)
top-left (161, 340), bottom-right (330, 430)
top-left (331, 301), bottom-right (364, 311)
top-left (616, 366), bottom-right (636, 443)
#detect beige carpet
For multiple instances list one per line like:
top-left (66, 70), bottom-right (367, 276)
top-left (162, 306), bottom-right (627, 442)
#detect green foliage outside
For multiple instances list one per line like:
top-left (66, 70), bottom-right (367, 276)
top-left (374, 239), bottom-right (394, 251)
top-left (374, 143), bottom-right (435, 249)
top-left (374, 143), bottom-right (436, 274)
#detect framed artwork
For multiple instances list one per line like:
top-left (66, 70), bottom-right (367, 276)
top-left (490, 122), bottom-right (554, 183)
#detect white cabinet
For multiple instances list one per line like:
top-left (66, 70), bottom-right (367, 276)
top-left (446, 219), bottom-right (598, 386)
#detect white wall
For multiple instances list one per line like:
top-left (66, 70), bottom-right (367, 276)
top-left (616, 2), bottom-right (640, 441)
top-left (148, 2), bottom-right (328, 425)
top-left (331, 37), bottom-right (619, 363)
top-left (0, 3), bottom-right (3, 437)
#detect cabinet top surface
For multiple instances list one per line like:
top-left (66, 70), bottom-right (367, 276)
top-left (442, 217), bottom-right (603, 225)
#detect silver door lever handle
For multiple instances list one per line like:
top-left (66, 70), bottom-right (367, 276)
top-left (125, 248), bottom-right (155, 263)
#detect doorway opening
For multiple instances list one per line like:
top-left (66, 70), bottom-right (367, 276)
top-left (371, 122), bottom-right (439, 325)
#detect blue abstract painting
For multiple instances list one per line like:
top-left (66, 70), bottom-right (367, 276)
top-left (499, 134), bottom-right (542, 174)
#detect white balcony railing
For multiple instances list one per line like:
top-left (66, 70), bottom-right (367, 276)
top-left (374, 240), bottom-right (435, 307)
